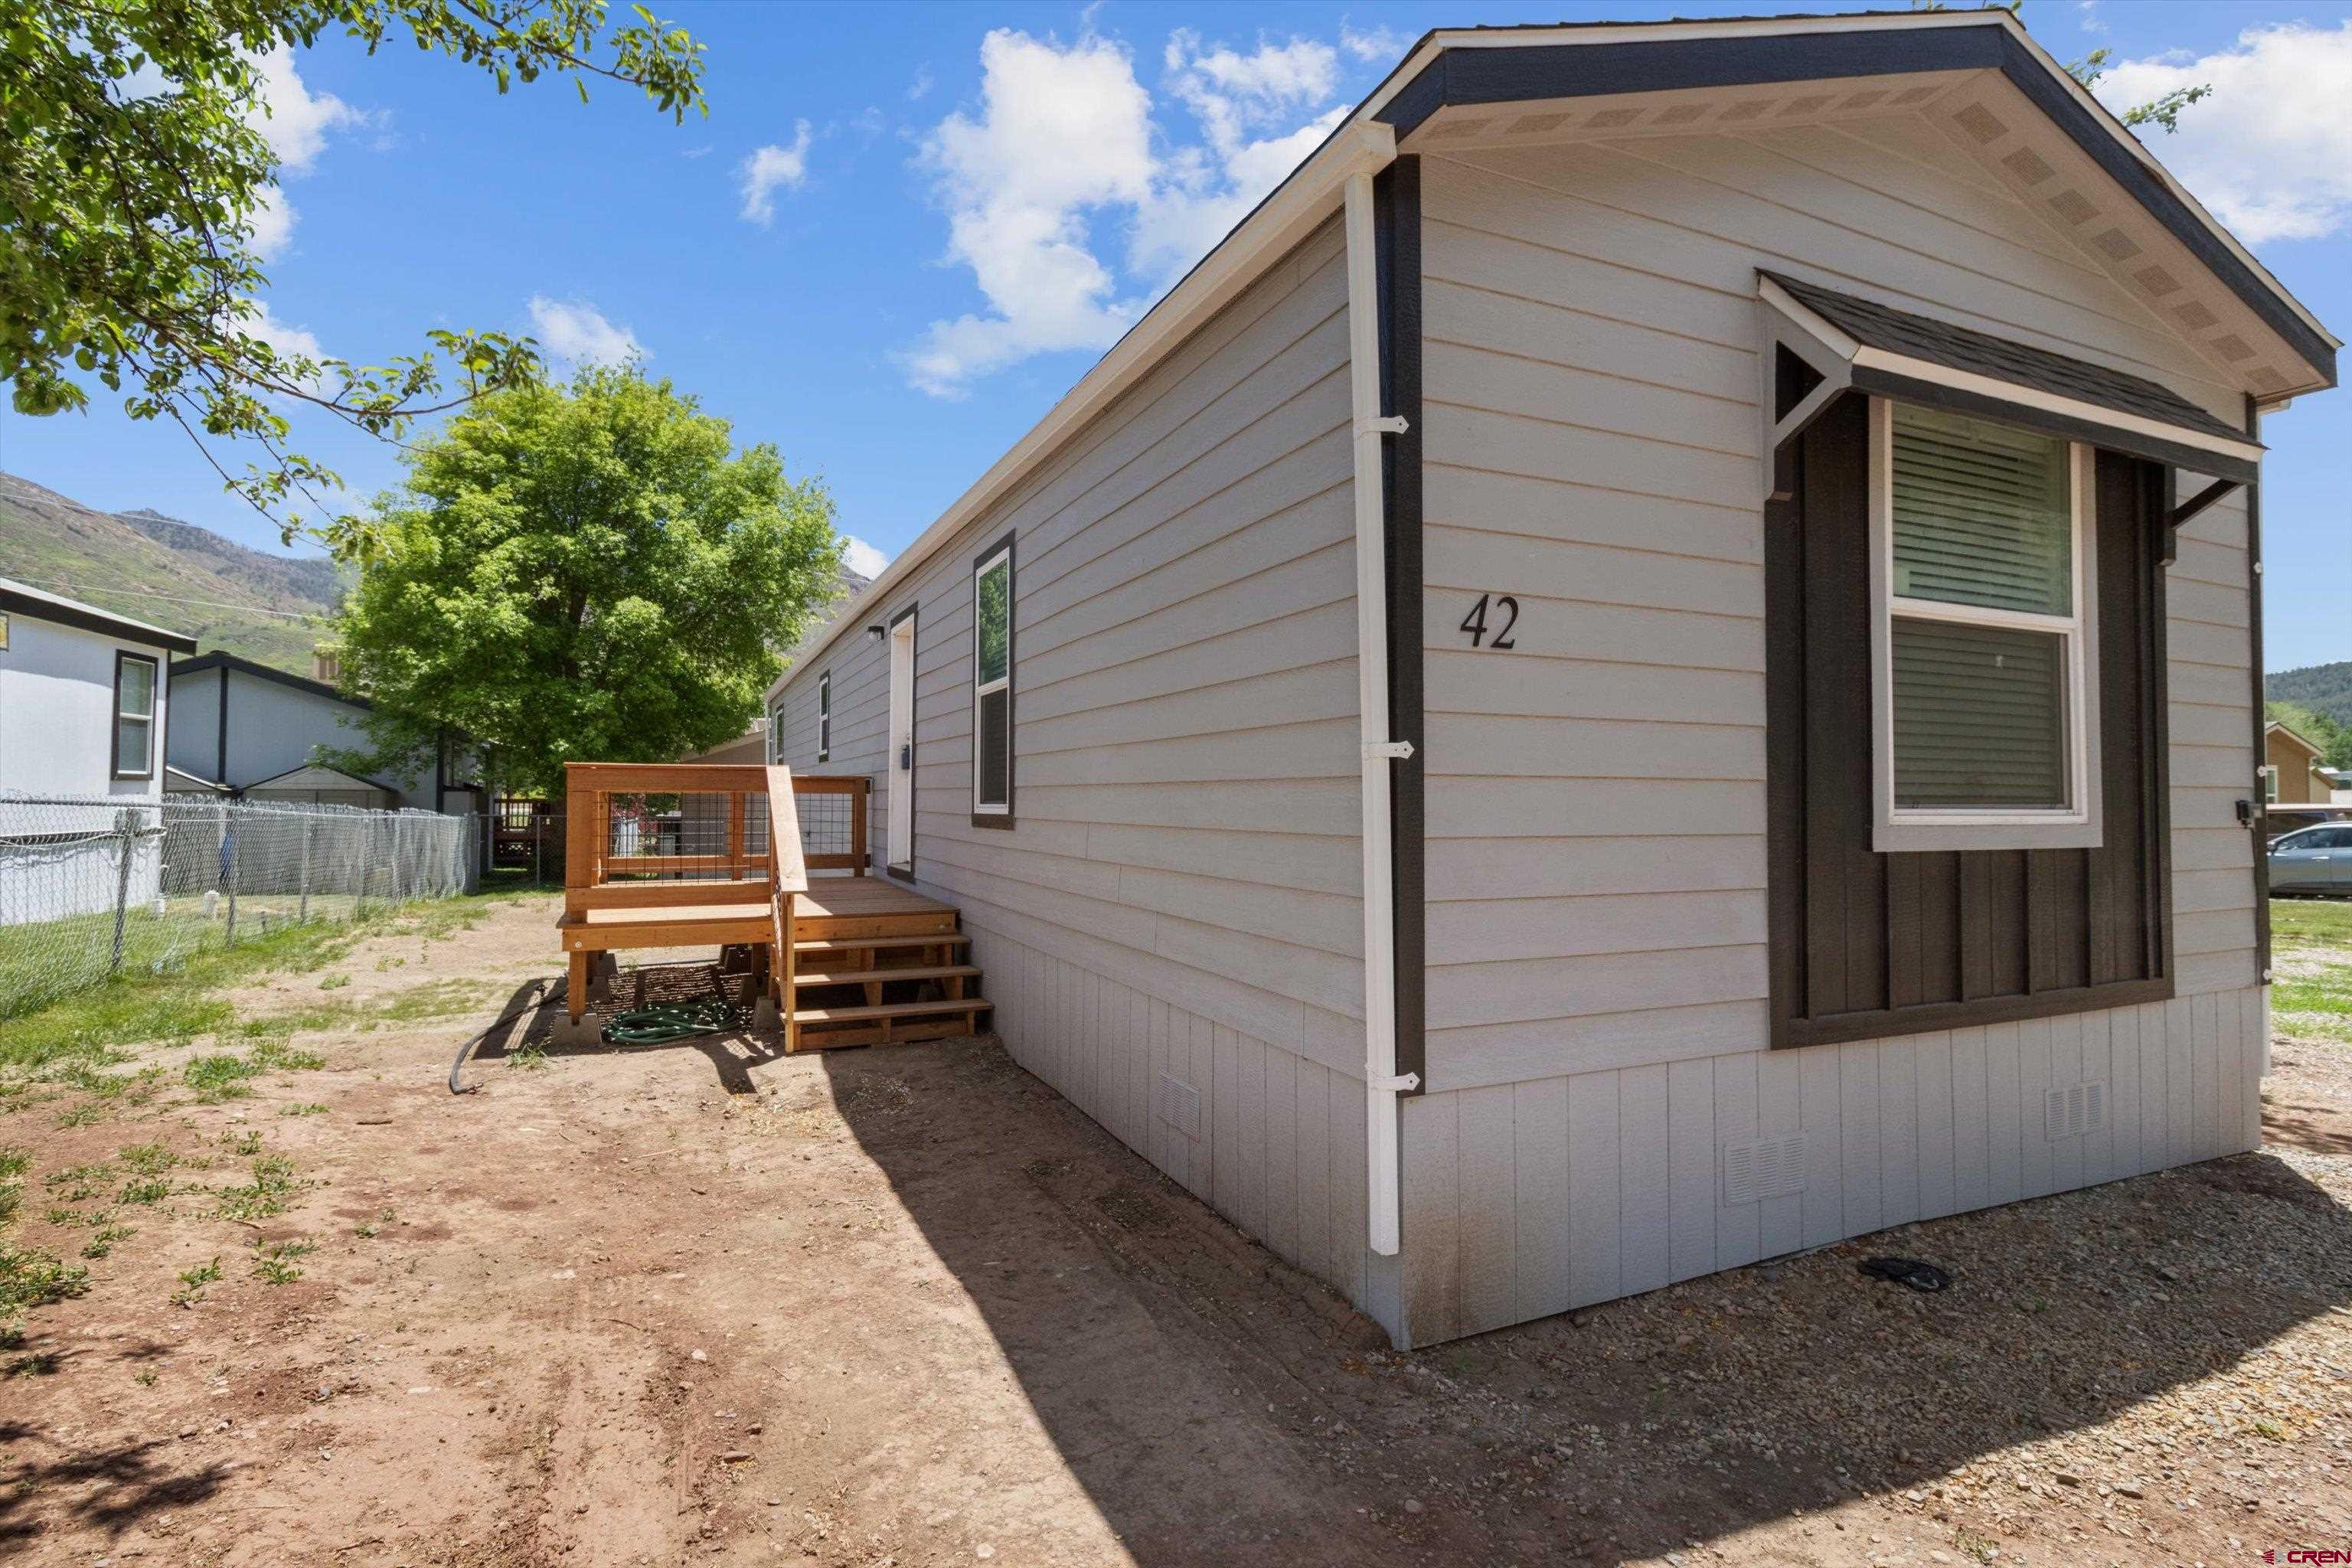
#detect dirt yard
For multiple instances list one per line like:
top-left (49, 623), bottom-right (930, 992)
top-left (2, 892), bottom-right (2348, 1566)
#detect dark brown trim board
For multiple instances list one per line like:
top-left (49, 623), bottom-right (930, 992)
top-left (887, 599), bottom-right (920, 883)
top-left (970, 528), bottom-right (1017, 831)
top-left (0, 584), bottom-right (198, 655)
top-left (1376, 154), bottom-right (1426, 1099)
top-left (1765, 394), bottom-right (2173, 1050)
top-left (110, 650), bottom-right (159, 780)
top-left (2247, 395), bottom-right (2272, 981)
top-left (1370, 24), bottom-right (2332, 386)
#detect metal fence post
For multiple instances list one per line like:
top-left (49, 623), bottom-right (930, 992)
top-left (299, 817), bottom-right (312, 923)
top-left (224, 821), bottom-right (240, 946)
top-left (107, 808), bottom-right (137, 977)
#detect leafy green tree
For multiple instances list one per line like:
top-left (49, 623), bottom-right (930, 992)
top-left (2, 0), bottom-right (705, 556)
top-left (328, 364), bottom-right (844, 796)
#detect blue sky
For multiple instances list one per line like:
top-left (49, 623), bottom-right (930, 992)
top-left (2, 0), bottom-right (2347, 666)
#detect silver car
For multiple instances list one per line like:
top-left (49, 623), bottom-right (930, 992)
top-left (2269, 823), bottom-right (2352, 896)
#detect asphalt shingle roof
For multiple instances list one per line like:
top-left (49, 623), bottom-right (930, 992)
top-left (1765, 272), bottom-right (2254, 446)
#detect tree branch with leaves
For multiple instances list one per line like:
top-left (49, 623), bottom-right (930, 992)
top-left (0, 0), bottom-right (706, 558)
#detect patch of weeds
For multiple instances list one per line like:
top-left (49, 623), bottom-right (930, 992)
top-left (214, 1155), bottom-right (307, 1222)
top-left (254, 1042), bottom-right (325, 1073)
top-left (182, 1054), bottom-right (260, 1102)
top-left (220, 1131), bottom-right (263, 1158)
top-left (54, 1102), bottom-right (105, 1129)
top-left (81, 1224), bottom-right (133, 1260)
top-left (250, 1239), bottom-right (315, 1285)
top-left (0, 1244), bottom-right (90, 1322)
top-left (43, 1208), bottom-right (82, 1227)
top-left (5, 1351), bottom-right (59, 1377)
top-left (317, 973), bottom-right (350, 991)
top-left (42, 1165), bottom-right (105, 1204)
top-left (132, 1369), bottom-right (157, 1387)
top-left (2250, 1416), bottom-right (2286, 1441)
top-left (0, 1148), bottom-right (29, 1181)
top-left (116, 1176), bottom-right (172, 1207)
top-left (118, 1143), bottom-right (180, 1177)
top-left (507, 1041), bottom-right (547, 1072)
top-left (353, 1207), bottom-right (395, 1239)
top-left (1953, 1526), bottom-right (2000, 1564)
top-left (374, 955), bottom-right (406, 972)
top-left (170, 1256), bottom-right (222, 1308)
top-left (280, 1102), bottom-right (328, 1118)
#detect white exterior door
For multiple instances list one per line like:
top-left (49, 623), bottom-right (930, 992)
top-left (887, 616), bottom-right (914, 869)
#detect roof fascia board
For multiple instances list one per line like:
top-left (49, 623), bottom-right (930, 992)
top-left (1850, 346), bottom-right (2264, 466)
top-left (776, 120), bottom-right (1396, 693)
top-left (1367, 14), bottom-right (2333, 386)
top-left (172, 648), bottom-right (366, 707)
top-left (0, 584), bottom-right (198, 654)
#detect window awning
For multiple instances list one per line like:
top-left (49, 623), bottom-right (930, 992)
top-left (1759, 271), bottom-right (2262, 486)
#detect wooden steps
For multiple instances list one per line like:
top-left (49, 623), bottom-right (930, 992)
top-left (795, 963), bottom-right (980, 987)
top-left (779, 877), bottom-right (988, 1053)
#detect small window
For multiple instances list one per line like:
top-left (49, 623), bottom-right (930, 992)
top-left (113, 652), bottom-right (157, 779)
top-left (1872, 401), bottom-right (2098, 849)
top-left (767, 701), bottom-right (785, 765)
top-left (816, 671), bottom-right (831, 763)
top-left (972, 538), bottom-right (1013, 818)
top-left (2264, 764), bottom-right (2281, 805)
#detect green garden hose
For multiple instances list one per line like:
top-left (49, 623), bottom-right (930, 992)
top-left (603, 997), bottom-right (750, 1045)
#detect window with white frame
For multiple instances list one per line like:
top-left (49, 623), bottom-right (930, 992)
top-left (1873, 400), bottom-right (2099, 848)
top-left (972, 541), bottom-right (1012, 818)
top-left (113, 652), bottom-right (157, 779)
top-left (767, 699), bottom-right (785, 764)
top-left (2264, 764), bottom-right (2280, 805)
top-left (816, 670), bottom-right (831, 763)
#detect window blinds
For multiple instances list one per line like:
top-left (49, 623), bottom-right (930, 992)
top-left (1891, 405), bottom-right (2071, 617)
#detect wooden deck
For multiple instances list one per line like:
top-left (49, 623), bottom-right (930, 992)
top-left (554, 763), bottom-right (988, 1053)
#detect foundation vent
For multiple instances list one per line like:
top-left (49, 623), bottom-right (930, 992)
top-left (2045, 1081), bottom-right (2109, 1142)
top-left (1721, 1134), bottom-right (1808, 1206)
top-left (1155, 1073), bottom-right (1202, 1139)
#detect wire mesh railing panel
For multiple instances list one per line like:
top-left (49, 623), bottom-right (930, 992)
top-left (795, 788), bottom-right (855, 867)
top-left (0, 794), bottom-right (479, 1021)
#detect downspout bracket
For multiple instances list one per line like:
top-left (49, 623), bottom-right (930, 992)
top-left (1370, 1071), bottom-right (1421, 1093)
top-left (1364, 740), bottom-right (1415, 761)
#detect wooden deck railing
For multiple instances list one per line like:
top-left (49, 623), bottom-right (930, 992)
top-left (560, 762), bottom-right (871, 915)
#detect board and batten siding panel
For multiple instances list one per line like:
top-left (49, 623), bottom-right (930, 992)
top-left (770, 218), bottom-right (1400, 1335)
top-left (1397, 125), bottom-right (2265, 1344)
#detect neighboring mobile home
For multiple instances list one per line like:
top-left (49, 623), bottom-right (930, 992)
top-left (0, 577), bottom-right (194, 800)
top-left (766, 10), bottom-right (2336, 1346)
top-left (166, 650), bottom-right (481, 815)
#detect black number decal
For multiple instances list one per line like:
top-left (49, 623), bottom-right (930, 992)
top-left (1459, 593), bottom-right (1490, 648)
top-left (1461, 593), bottom-right (1519, 650)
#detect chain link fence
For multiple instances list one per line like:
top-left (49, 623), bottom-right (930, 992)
top-left (0, 794), bottom-right (479, 1021)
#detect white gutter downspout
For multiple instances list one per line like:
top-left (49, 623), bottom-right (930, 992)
top-left (1342, 147), bottom-right (1414, 1258)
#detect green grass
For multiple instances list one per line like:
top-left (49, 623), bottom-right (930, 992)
top-left (0, 892), bottom-right (521, 1071)
top-left (2272, 897), bottom-right (2352, 1046)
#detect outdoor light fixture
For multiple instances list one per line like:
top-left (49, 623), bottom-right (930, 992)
top-left (866, 624), bottom-right (886, 640)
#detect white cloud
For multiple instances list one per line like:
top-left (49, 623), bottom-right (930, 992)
top-left (901, 28), bottom-right (1354, 397)
top-left (231, 48), bottom-right (369, 260)
top-left (2073, 1), bottom-right (2106, 37)
top-left (525, 296), bottom-right (644, 366)
top-left (738, 122), bottom-right (815, 224)
top-left (2096, 21), bottom-right (2352, 244)
top-left (1340, 22), bottom-right (1408, 64)
top-left (907, 64), bottom-right (934, 101)
top-left (840, 535), bottom-right (891, 580)
top-left (246, 302), bottom-right (322, 362)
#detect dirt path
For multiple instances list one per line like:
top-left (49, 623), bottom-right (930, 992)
top-left (2, 894), bottom-right (2349, 1566)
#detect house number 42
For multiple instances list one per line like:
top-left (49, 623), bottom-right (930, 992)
top-left (1459, 593), bottom-right (1519, 650)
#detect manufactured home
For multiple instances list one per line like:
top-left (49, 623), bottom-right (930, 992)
top-left (760, 10), bottom-right (2336, 1346)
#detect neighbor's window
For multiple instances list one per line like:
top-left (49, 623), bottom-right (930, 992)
top-left (1876, 401), bottom-right (2095, 839)
top-left (114, 652), bottom-right (157, 778)
top-left (973, 541), bottom-right (1012, 817)
top-left (2264, 764), bottom-right (2280, 805)
top-left (817, 670), bottom-right (831, 763)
